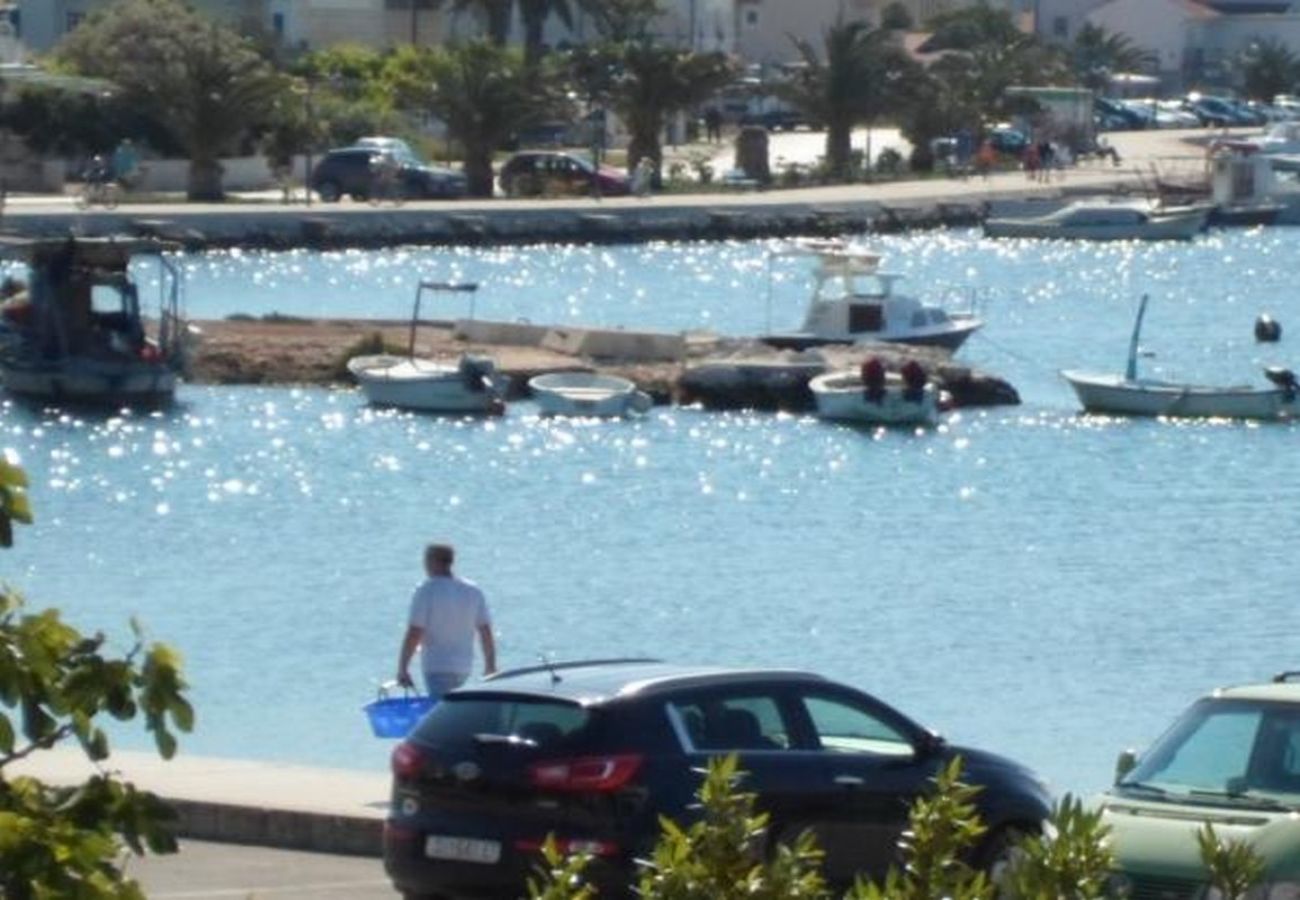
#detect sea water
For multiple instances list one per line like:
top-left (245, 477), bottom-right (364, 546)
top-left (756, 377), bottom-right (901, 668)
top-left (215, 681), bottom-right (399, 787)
top-left (2, 228), bottom-right (1297, 796)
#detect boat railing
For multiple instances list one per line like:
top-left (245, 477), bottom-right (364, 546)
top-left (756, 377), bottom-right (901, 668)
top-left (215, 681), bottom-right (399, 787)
top-left (409, 279), bottom-right (480, 359)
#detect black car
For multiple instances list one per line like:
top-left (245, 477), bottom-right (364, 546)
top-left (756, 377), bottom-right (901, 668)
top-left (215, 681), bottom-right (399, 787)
top-left (383, 659), bottom-right (1052, 899)
top-left (309, 148), bottom-right (467, 202)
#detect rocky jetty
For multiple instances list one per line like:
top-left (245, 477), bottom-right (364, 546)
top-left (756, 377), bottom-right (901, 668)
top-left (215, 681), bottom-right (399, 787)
top-left (188, 318), bottom-right (1017, 411)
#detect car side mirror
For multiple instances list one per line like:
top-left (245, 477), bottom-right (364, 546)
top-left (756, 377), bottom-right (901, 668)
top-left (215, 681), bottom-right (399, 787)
top-left (1114, 748), bottom-right (1138, 784)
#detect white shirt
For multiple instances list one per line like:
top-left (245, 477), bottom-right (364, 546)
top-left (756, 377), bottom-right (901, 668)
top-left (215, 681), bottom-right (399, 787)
top-left (408, 574), bottom-right (491, 677)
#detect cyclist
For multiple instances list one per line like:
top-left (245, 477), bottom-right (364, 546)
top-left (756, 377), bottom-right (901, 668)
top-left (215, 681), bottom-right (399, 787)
top-left (369, 150), bottom-right (403, 203)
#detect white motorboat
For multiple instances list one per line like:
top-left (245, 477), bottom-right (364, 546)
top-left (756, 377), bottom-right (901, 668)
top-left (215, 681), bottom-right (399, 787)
top-left (0, 236), bottom-right (191, 408)
top-left (761, 241), bottom-right (981, 352)
top-left (1061, 295), bottom-right (1300, 420)
top-left (808, 358), bottom-right (941, 427)
top-left (348, 280), bottom-right (508, 414)
top-left (528, 371), bottom-right (653, 417)
top-left (983, 199), bottom-right (1210, 241)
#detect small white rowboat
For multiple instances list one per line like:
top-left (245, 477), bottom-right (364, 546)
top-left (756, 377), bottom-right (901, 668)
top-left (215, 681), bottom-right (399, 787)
top-left (528, 372), bottom-right (653, 417)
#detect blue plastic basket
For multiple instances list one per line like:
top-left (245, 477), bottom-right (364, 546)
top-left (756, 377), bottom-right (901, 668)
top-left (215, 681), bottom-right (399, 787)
top-left (364, 693), bottom-right (436, 739)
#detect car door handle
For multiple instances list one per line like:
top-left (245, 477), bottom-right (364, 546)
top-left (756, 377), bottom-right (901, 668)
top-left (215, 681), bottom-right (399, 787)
top-left (833, 774), bottom-right (865, 787)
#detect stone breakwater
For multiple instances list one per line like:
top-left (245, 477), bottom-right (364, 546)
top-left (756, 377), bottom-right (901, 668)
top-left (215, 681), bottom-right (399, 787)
top-left (3, 199), bottom-right (1000, 251)
top-left (189, 318), bottom-right (1018, 411)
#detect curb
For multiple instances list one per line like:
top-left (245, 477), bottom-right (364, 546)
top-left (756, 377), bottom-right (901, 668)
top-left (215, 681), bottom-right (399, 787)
top-left (168, 797), bottom-right (384, 858)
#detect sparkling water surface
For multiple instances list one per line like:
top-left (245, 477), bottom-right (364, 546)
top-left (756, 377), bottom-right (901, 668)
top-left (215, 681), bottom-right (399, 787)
top-left (3, 229), bottom-right (1298, 796)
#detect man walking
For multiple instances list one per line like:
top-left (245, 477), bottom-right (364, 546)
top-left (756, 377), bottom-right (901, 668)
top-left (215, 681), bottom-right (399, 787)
top-left (397, 543), bottom-right (496, 698)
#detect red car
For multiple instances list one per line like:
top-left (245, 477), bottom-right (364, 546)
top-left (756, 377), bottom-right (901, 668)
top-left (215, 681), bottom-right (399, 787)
top-left (497, 151), bottom-right (630, 197)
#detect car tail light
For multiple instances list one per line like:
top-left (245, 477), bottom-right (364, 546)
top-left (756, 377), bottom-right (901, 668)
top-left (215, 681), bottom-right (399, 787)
top-left (528, 754), bottom-right (643, 792)
top-left (391, 741), bottom-right (427, 780)
top-left (513, 837), bottom-right (620, 857)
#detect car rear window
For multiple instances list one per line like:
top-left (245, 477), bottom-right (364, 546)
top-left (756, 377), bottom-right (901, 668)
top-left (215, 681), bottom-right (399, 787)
top-left (411, 697), bottom-right (591, 749)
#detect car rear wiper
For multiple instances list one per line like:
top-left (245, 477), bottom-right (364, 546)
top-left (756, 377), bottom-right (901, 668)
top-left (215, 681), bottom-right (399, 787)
top-left (473, 732), bottom-right (538, 748)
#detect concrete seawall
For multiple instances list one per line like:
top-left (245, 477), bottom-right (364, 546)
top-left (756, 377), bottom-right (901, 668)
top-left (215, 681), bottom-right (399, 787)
top-left (0, 165), bottom-right (1145, 251)
top-left (12, 748), bottom-right (389, 857)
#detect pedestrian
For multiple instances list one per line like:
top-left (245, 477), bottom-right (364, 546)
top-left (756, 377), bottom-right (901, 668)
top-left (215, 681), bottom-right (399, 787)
top-left (975, 139), bottom-right (996, 178)
top-left (1037, 140), bottom-right (1054, 183)
top-left (396, 543), bottom-right (496, 699)
top-left (1023, 142), bottom-right (1039, 180)
top-left (705, 107), bottom-right (723, 143)
top-left (112, 138), bottom-right (139, 188)
top-left (631, 156), bottom-right (655, 197)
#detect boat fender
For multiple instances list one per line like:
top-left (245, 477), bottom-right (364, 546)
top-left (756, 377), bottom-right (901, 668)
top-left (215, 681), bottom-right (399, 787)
top-left (860, 357), bottom-right (886, 404)
top-left (1255, 314), bottom-right (1282, 343)
top-left (900, 360), bottom-right (927, 403)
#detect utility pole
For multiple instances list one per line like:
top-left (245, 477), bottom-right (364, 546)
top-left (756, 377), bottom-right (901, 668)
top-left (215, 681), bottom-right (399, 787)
top-left (410, 0), bottom-right (418, 45)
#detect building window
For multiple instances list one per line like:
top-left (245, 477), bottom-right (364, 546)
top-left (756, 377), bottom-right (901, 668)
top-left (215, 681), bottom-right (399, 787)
top-left (65, 11), bottom-right (84, 32)
top-left (745, 9), bottom-right (758, 26)
top-left (1052, 16), bottom-right (1067, 39)
top-left (272, 12), bottom-right (284, 37)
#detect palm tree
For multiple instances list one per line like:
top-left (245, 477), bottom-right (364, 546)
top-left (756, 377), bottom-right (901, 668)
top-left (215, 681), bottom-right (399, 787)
top-left (1240, 38), bottom-right (1299, 102)
top-left (578, 0), bottom-right (662, 41)
top-left (448, 0), bottom-right (514, 44)
top-left (56, 0), bottom-right (280, 201)
top-left (388, 41), bottom-right (543, 196)
top-left (519, 0), bottom-right (573, 68)
top-left (1071, 23), bottom-right (1156, 92)
top-left (606, 42), bottom-right (734, 185)
top-left (780, 18), bottom-right (919, 180)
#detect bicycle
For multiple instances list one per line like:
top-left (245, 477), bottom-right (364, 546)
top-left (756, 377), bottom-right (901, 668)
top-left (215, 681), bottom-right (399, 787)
top-left (76, 178), bottom-right (122, 210)
top-left (367, 163), bottom-right (406, 208)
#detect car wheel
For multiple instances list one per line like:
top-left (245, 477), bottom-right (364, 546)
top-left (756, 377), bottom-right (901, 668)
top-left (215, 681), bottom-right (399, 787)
top-left (975, 824), bottom-right (1033, 884)
top-left (316, 180), bottom-right (341, 202)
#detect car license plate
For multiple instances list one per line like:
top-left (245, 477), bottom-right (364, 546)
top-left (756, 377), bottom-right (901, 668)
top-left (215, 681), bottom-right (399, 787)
top-left (425, 835), bottom-right (502, 864)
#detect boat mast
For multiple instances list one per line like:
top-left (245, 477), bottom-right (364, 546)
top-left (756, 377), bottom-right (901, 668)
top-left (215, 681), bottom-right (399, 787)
top-left (1126, 294), bottom-right (1150, 381)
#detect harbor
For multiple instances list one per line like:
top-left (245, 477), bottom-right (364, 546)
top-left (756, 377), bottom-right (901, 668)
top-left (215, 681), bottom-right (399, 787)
top-left (2, 226), bottom-right (1297, 804)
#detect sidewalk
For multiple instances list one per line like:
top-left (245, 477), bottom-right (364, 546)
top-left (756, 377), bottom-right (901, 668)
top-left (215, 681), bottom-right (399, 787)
top-left (11, 748), bottom-right (389, 857)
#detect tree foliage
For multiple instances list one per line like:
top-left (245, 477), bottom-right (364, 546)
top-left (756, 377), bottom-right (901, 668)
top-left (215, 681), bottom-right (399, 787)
top-left (55, 0), bottom-right (284, 201)
top-left (528, 754), bottom-right (1155, 900)
top-left (1240, 38), bottom-right (1300, 102)
top-left (780, 18), bottom-right (920, 180)
top-left (580, 0), bottom-right (662, 41)
top-left (1198, 823), bottom-right (1266, 900)
top-left (0, 456), bottom-right (194, 899)
top-left (1070, 23), bottom-right (1156, 92)
top-left (388, 40), bottom-right (545, 196)
top-left (602, 41), bottom-right (735, 181)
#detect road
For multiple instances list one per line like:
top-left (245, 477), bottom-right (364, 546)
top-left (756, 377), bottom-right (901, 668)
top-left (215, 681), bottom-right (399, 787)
top-left (130, 841), bottom-right (398, 899)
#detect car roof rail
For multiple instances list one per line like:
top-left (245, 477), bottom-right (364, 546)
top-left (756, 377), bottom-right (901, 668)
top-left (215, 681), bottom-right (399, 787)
top-left (484, 657), bottom-right (664, 682)
top-left (1272, 670), bottom-right (1300, 683)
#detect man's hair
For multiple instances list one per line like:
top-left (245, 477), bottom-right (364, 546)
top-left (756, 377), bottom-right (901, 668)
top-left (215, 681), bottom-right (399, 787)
top-left (426, 544), bottom-right (455, 566)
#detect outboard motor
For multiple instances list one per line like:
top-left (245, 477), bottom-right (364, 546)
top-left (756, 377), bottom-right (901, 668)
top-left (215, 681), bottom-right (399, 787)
top-left (860, 357), bottom-right (886, 404)
top-left (900, 360), bottom-right (927, 404)
top-left (458, 354), bottom-right (498, 393)
top-left (1256, 314), bottom-right (1282, 343)
top-left (1264, 366), bottom-right (1298, 399)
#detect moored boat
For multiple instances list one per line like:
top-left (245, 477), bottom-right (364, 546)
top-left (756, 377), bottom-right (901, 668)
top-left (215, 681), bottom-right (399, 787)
top-left (527, 371), bottom-right (653, 417)
top-left (0, 236), bottom-right (191, 408)
top-left (761, 240), bottom-right (981, 352)
top-left (809, 358), bottom-right (941, 427)
top-left (348, 280), bottom-right (508, 414)
top-left (984, 199), bottom-right (1210, 241)
top-left (1061, 294), bottom-right (1300, 420)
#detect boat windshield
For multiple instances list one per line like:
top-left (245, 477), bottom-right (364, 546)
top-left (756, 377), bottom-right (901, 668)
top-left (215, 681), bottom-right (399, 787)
top-left (1117, 698), bottom-right (1300, 810)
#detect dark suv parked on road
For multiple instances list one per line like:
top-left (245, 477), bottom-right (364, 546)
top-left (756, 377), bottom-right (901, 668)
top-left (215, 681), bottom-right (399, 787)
top-left (382, 659), bottom-right (1052, 899)
top-left (309, 148), bottom-right (467, 201)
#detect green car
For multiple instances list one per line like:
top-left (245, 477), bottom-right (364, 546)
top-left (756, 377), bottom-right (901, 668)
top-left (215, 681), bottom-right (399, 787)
top-left (1100, 672), bottom-right (1300, 899)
